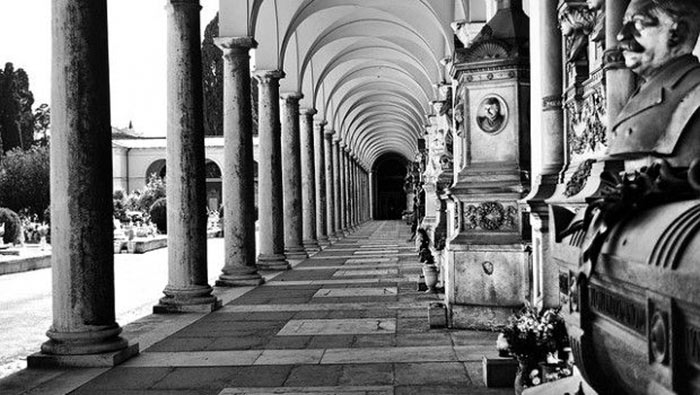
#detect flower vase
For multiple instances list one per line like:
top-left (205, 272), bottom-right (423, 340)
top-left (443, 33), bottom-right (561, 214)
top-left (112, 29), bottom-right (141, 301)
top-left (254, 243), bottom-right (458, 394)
top-left (422, 264), bottom-right (438, 293)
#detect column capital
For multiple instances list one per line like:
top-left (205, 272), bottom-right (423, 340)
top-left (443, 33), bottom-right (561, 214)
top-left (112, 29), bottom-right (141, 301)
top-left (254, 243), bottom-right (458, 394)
top-left (280, 91), bottom-right (303, 102)
top-left (324, 129), bottom-right (336, 139)
top-left (214, 36), bottom-right (257, 51)
top-left (314, 119), bottom-right (328, 128)
top-left (333, 136), bottom-right (342, 145)
top-left (300, 107), bottom-right (317, 116)
top-left (344, 147), bottom-right (351, 154)
top-left (253, 69), bottom-right (285, 84)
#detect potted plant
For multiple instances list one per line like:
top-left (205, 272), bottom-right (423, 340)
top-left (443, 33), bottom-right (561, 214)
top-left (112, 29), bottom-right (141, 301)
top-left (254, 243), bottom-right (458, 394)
top-left (416, 228), bottom-right (438, 292)
top-left (501, 303), bottom-right (569, 394)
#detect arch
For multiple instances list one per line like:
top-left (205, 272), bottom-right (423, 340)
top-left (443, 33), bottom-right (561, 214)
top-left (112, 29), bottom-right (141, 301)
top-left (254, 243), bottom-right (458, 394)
top-left (145, 159), bottom-right (166, 181)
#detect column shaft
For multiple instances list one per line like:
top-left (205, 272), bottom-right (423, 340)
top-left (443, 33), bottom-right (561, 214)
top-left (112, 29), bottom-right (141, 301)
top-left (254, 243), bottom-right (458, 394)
top-left (215, 37), bottom-right (263, 286)
top-left (300, 108), bottom-right (320, 252)
top-left (36, 0), bottom-right (135, 363)
top-left (324, 131), bottom-right (336, 239)
top-left (281, 93), bottom-right (307, 259)
top-left (604, 0), bottom-right (635, 124)
top-left (333, 140), bottom-right (343, 234)
top-left (255, 70), bottom-right (290, 270)
top-left (156, 0), bottom-right (218, 313)
top-left (314, 121), bottom-right (329, 246)
top-left (369, 171), bottom-right (375, 219)
top-left (339, 145), bottom-right (348, 233)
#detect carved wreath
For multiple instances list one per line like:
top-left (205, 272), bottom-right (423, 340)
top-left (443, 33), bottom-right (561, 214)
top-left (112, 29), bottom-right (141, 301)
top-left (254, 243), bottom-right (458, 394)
top-left (463, 202), bottom-right (518, 231)
top-left (464, 205), bottom-right (479, 230)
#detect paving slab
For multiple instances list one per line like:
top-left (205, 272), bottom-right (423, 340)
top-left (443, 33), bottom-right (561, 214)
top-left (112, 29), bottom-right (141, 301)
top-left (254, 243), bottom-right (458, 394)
top-left (277, 319), bottom-right (396, 336)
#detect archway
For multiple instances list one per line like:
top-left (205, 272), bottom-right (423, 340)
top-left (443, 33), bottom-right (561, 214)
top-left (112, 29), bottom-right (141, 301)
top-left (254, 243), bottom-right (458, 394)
top-left (205, 160), bottom-right (222, 212)
top-left (145, 159), bottom-right (166, 181)
top-left (373, 153), bottom-right (409, 220)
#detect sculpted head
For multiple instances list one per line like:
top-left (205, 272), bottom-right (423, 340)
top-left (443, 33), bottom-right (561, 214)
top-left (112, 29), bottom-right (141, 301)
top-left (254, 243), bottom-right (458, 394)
top-left (617, 0), bottom-right (700, 79)
top-left (483, 98), bottom-right (501, 121)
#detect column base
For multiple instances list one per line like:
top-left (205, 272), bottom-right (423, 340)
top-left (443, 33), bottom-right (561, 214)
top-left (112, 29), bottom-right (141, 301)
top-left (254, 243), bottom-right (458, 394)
top-left (317, 236), bottom-right (331, 248)
top-left (39, 324), bottom-right (131, 356)
top-left (284, 246), bottom-right (309, 260)
top-left (216, 269), bottom-right (265, 287)
top-left (303, 239), bottom-right (321, 253)
top-left (153, 288), bottom-right (221, 313)
top-left (257, 253), bottom-right (290, 270)
top-left (28, 343), bottom-right (138, 369)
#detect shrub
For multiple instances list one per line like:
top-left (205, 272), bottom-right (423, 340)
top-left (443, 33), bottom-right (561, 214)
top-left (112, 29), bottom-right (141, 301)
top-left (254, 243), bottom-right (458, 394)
top-left (0, 145), bottom-right (50, 218)
top-left (0, 207), bottom-right (22, 244)
top-left (149, 197), bottom-right (166, 234)
top-left (137, 174), bottom-right (165, 213)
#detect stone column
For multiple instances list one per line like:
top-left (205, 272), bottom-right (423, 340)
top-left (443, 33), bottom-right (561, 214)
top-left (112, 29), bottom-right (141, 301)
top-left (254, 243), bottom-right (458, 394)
top-left (605, 0), bottom-right (635, 124)
top-left (155, 0), bottom-right (219, 313)
top-left (524, 0), bottom-right (562, 308)
top-left (332, 138), bottom-right (343, 236)
top-left (324, 130), bottom-right (337, 240)
top-left (351, 157), bottom-right (357, 227)
top-left (300, 108), bottom-right (320, 252)
top-left (345, 149), bottom-right (355, 230)
top-left (314, 120), bottom-right (330, 246)
top-left (281, 92), bottom-right (308, 260)
top-left (214, 37), bottom-right (263, 286)
top-left (339, 143), bottom-right (348, 234)
top-left (254, 70), bottom-right (290, 270)
top-left (30, 0), bottom-right (137, 367)
top-left (369, 170), bottom-right (375, 219)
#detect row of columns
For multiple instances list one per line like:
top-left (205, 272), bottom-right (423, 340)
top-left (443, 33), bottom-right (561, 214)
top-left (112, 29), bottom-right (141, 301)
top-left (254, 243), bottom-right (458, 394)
top-left (40, 0), bottom-right (372, 366)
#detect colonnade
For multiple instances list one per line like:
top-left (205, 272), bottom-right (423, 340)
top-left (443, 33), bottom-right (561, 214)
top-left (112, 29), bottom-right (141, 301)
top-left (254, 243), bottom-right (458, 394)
top-left (34, 0), bottom-right (371, 366)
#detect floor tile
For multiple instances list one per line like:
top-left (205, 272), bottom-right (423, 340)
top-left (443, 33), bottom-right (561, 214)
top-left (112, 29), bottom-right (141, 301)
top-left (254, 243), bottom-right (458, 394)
top-left (312, 287), bottom-right (397, 298)
top-left (277, 319), bottom-right (396, 336)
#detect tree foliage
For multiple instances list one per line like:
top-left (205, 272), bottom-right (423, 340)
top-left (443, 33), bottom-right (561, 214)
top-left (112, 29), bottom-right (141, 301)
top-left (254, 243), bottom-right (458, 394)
top-left (202, 14), bottom-right (223, 136)
top-left (0, 63), bottom-right (35, 152)
top-left (201, 13), bottom-right (258, 137)
top-left (0, 145), bottom-right (50, 219)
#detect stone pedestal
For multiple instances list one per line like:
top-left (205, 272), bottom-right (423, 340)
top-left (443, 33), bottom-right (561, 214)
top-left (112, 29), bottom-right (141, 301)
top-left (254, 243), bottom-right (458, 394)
top-left (155, 0), bottom-right (219, 313)
top-left (300, 108), bottom-right (320, 253)
top-left (214, 37), bottom-right (264, 286)
top-left (31, 0), bottom-right (137, 367)
top-left (254, 70), bottom-right (290, 270)
top-left (281, 92), bottom-right (308, 260)
top-left (445, 0), bottom-right (531, 329)
top-left (314, 120), bottom-right (330, 247)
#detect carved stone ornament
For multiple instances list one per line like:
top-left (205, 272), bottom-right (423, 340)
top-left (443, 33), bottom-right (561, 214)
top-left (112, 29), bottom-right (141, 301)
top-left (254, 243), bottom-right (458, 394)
top-left (463, 202), bottom-right (518, 231)
top-left (454, 91), bottom-right (465, 136)
top-left (565, 159), bottom-right (595, 197)
top-left (602, 48), bottom-right (626, 71)
top-left (558, 2), bottom-right (595, 62)
top-left (566, 86), bottom-right (607, 155)
top-left (459, 40), bottom-right (511, 63)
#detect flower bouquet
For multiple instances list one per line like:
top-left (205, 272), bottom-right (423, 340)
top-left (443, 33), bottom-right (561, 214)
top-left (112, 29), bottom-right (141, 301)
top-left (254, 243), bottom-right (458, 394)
top-left (502, 303), bottom-right (569, 389)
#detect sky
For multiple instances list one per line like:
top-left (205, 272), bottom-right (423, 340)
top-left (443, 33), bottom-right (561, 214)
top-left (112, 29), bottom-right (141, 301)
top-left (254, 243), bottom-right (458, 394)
top-left (0, 0), bottom-right (219, 137)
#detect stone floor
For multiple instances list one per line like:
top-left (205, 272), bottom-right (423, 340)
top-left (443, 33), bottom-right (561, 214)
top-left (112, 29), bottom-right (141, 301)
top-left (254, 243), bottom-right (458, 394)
top-left (0, 221), bottom-right (512, 395)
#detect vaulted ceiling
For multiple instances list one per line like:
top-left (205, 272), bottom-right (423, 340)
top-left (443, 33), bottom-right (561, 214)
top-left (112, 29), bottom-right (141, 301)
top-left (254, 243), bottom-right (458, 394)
top-left (220, 0), bottom-right (501, 169)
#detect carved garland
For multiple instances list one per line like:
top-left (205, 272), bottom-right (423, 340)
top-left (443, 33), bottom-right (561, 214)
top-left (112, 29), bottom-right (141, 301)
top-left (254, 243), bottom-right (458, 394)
top-left (463, 202), bottom-right (518, 231)
top-left (565, 159), bottom-right (595, 197)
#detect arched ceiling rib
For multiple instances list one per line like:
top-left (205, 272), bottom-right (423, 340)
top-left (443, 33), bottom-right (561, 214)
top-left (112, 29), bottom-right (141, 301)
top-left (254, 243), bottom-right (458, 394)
top-left (223, 0), bottom-right (460, 165)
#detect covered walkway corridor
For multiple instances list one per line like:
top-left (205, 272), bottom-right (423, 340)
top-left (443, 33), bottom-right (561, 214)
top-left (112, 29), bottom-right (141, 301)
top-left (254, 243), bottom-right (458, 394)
top-left (1, 222), bottom-right (509, 395)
